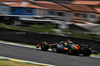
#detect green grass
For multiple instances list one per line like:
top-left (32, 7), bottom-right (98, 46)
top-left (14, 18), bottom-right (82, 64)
top-left (0, 23), bottom-right (12, 29)
top-left (1, 23), bottom-right (100, 41)
top-left (61, 28), bottom-right (100, 41)
top-left (0, 23), bottom-right (58, 35)
top-left (0, 60), bottom-right (47, 66)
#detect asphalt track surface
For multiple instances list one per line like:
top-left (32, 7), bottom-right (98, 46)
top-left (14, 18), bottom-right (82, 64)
top-left (0, 43), bottom-right (100, 66)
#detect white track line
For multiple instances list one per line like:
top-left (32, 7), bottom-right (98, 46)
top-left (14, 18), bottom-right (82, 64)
top-left (0, 43), bottom-right (55, 66)
top-left (0, 42), bottom-right (39, 49)
top-left (0, 56), bottom-right (55, 66)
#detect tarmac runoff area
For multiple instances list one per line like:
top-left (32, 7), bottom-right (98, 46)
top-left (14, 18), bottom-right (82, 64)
top-left (0, 40), bottom-right (100, 59)
top-left (0, 40), bottom-right (100, 66)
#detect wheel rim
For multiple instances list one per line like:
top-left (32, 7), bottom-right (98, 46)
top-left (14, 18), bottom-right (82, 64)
top-left (42, 44), bottom-right (44, 48)
top-left (69, 49), bottom-right (73, 54)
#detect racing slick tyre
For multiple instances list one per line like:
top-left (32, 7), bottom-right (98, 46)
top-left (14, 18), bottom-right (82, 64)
top-left (68, 48), bottom-right (74, 55)
top-left (52, 48), bottom-right (59, 53)
top-left (83, 49), bottom-right (92, 56)
top-left (41, 42), bottom-right (49, 51)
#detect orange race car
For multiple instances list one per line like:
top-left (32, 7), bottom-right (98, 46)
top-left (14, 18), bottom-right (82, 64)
top-left (36, 40), bottom-right (92, 56)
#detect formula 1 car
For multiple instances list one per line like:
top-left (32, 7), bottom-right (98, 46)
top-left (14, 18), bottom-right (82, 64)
top-left (36, 41), bottom-right (92, 56)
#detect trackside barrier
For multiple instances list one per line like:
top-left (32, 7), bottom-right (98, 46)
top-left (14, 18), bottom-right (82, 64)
top-left (0, 28), bottom-right (100, 52)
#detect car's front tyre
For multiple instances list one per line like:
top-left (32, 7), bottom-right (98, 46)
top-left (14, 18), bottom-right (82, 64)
top-left (41, 42), bottom-right (49, 51)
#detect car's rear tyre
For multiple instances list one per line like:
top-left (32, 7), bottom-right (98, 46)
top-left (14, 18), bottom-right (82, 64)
top-left (41, 42), bottom-right (49, 51)
top-left (83, 50), bottom-right (92, 56)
